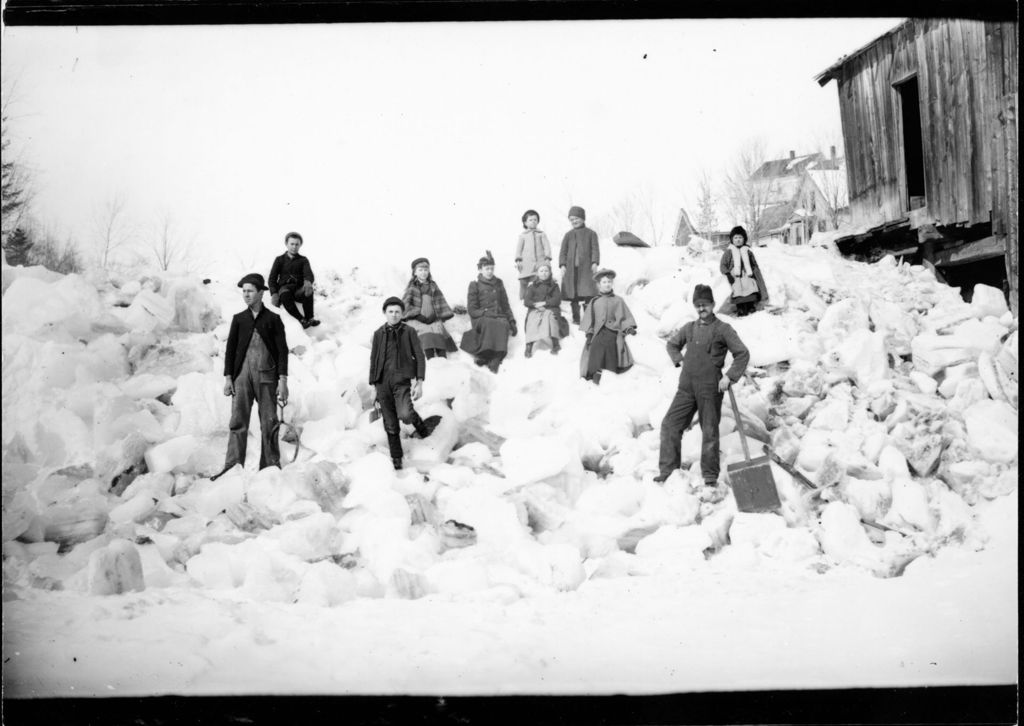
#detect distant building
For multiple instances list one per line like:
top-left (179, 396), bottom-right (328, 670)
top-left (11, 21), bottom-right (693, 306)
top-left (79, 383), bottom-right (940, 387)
top-left (673, 207), bottom-right (732, 250)
top-left (817, 18), bottom-right (1018, 311)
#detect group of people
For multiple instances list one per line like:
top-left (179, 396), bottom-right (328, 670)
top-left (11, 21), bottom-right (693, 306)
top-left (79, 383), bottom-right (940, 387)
top-left (216, 212), bottom-right (764, 485)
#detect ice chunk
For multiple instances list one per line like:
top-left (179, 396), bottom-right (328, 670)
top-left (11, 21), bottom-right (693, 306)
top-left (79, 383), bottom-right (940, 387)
top-left (888, 477), bottom-right (935, 533)
top-left (728, 512), bottom-right (787, 549)
top-left (963, 400), bottom-right (1018, 463)
top-left (817, 298), bottom-right (870, 345)
top-left (449, 442), bottom-right (492, 467)
top-left (144, 435), bottom-right (201, 474)
top-left (295, 560), bottom-right (357, 607)
top-left (124, 289), bottom-right (176, 333)
top-left (264, 513), bottom-right (339, 561)
top-left (500, 435), bottom-right (573, 486)
top-left (970, 284), bottom-right (1009, 319)
top-left (85, 539), bottom-right (145, 595)
top-left (634, 525), bottom-right (712, 565)
top-left (817, 501), bottom-right (886, 571)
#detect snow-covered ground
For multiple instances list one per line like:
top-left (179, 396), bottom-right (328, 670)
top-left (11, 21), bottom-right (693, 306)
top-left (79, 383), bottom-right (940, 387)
top-left (2, 238), bottom-right (1017, 696)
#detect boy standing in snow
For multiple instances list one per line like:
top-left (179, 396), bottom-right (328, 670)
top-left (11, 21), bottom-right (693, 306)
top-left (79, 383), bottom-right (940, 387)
top-left (269, 231), bottom-right (320, 328)
top-left (558, 206), bottom-right (600, 324)
top-left (655, 284), bottom-right (750, 490)
top-left (217, 273), bottom-right (290, 477)
top-left (370, 297), bottom-right (442, 470)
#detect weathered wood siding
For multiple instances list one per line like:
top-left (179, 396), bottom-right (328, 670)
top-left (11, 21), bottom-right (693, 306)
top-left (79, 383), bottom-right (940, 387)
top-left (832, 19), bottom-right (1016, 235)
top-left (985, 22), bottom-right (1018, 312)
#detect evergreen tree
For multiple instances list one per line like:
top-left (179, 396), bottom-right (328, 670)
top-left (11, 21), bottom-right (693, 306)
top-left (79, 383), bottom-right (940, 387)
top-left (2, 226), bottom-right (32, 266)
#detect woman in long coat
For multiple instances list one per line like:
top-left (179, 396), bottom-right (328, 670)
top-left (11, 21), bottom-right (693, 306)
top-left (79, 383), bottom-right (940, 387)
top-left (579, 269), bottom-right (636, 383)
top-left (719, 225), bottom-right (768, 317)
top-left (460, 252), bottom-right (517, 372)
top-left (558, 205), bottom-right (600, 324)
top-left (515, 209), bottom-right (553, 300)
top-left (402, 257), bottom-right (458, 358)
top-left (523, 263), bottom-right (565, 357)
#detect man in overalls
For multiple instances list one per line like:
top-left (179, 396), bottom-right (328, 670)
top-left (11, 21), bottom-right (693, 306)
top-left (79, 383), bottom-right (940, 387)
top-left (655, 284), bottom-right (750, 489)
top-left (217, 273), bottom-right (290, 477)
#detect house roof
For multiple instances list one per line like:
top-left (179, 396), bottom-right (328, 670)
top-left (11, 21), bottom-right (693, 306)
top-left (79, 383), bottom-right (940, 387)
top-left (759, 201), bottom-right (796, 234)
top-left (815, 19), bottom-right (909, 86)
top-left (752, 152), bottom-right (824, 180)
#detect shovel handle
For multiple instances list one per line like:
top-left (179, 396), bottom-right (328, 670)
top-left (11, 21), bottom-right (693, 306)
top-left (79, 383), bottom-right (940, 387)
top-left (727, 386), bottom-right (752, 462)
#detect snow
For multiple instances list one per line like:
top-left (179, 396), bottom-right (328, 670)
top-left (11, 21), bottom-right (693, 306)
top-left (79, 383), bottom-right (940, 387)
top-left (2, 245), bottom-right (1017, 695)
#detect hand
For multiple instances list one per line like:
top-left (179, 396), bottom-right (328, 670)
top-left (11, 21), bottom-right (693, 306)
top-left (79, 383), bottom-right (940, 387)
top-left (270, 293), bottom-right (280, 307)
top-left (585, 334), bottom-right (593, 344)
top-left (278, 379), bottom-right (289, 405)
top-left (534, 302), bottom-right (546, 310)
top-left (411, 380), bottom-right (423, 401)
top-left (509, 323), bottom-right (518, 337)
top-left (302, 280), bottom-right (314, 297)
top-left (718, 375), bottom-right (732, 393)
top-left (625, 327), bottom-right (637, 336)
top-left (223, 376), bottom-right (235, 396)
top-left (559, 266), bottom-right (566, 275)
top-left (591, 263), bottom-right (598, 272)
top-left (515, 261), bottom-right (523, 273)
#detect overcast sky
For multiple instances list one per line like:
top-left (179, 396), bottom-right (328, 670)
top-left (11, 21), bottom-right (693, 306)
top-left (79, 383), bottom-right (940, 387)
top-left (1, 18), bottom-right (900, 276)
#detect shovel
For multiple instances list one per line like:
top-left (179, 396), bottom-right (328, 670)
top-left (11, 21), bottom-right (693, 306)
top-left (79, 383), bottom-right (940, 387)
top-left (726, 386), bottom-right (781, 513)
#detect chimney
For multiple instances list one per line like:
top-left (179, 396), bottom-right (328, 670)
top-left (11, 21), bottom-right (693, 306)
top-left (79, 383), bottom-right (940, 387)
top-left (789, 150), bottom-right (796, 160)
top-left (830, 145), bottom-right (836, 159)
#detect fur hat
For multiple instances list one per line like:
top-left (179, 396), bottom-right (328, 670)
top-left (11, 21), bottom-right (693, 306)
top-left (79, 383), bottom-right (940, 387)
top-left (692, 284), bottom-right (715, 305)
top-left (593, 268), bottom-right (616, 282)
top-left (568, 205), bottom-right (586, 220)
top-left (521, 209), bottom-right (540, 228)
top-left (729, 226), bottom-right (748, 243)
top-left (477, 250), bottom-right (496, 269)
top-left (382, 296), bottom-right (405, 312)
top-left (411, 257), bottom-right (430, 271)
top-left (237, 273), bottom-right (268, 291)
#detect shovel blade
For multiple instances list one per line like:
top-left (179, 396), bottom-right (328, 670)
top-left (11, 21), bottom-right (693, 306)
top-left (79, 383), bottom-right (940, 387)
top-left (727, 455), bottom-right (781, 513)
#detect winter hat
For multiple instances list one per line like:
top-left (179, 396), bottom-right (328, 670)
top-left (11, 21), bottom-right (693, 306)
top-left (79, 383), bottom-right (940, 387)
top-left (568, 206), bottom-right (586, 220)
top-left (284, 231), bottom-right (304, 245)
top-left (692, 284), bottom-right (715, 305)
top-left (382, 296), bottom-right (405, 312)
top-left (729, 226), bottom-right (748, 243)
top-left (593, 268), bottom-right (616, 282)
top-left (237, 273), bottom-right (268, 291)
top-left (521, 209), bottom-right (540, 227)
top-left (536, 262), bottom-right (552, 273)
top-left (411, 257), bottom-right (430, 271)
top-left (477, 249), bottom-right (496, 269)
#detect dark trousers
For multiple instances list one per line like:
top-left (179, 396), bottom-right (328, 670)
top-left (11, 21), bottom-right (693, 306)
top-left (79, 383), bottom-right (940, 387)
top-left (424, 349), bottom-right (447, 359)
top-left (569, 297), bottom-right (592, 323)
top-left (473, 351), bottom-right (506, 373)
top-left (225, 371), bottom-right (280, 470)
top-left (279, 287), bottom-right (314, 322)
top-left (659, 379), bottom-right (723, 483)
top-left (376, 374), bottom-right (426, 460)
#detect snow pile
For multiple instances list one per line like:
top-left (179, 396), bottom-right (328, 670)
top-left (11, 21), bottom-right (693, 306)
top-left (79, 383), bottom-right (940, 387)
top-left (2, 244), bottom-right (1017, 607)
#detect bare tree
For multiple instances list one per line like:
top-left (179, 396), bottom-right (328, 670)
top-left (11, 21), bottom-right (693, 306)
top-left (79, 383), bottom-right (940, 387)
top-left (150, 213), bottom-right (199, 273)
top-left (812, 164), bottom-right (849, 230)
top-left (694, 169), bottom-right (718, 234)
top-left (723, 137), bottom-right (778, 239)
top-left (93, 194), bottom-right (132, 269)
top-left (634, 182), bottom-right (667, 246)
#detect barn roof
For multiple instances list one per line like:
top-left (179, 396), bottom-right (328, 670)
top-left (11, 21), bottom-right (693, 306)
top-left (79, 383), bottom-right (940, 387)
top-left (815, 19), bottom-right (909, 86)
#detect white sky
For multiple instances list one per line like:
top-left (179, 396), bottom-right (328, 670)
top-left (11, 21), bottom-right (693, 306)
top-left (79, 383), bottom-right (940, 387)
top-left (1, 18), bottom-right (901, 276)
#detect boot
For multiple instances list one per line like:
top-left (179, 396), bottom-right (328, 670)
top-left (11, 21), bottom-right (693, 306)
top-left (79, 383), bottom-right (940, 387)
top-left (551, 339), bottom-right (561, 355)
top-left (416, 415), bottom-right (442, 439)
top-left (392, 457), bottom-right (403, 471)
top-left (524, 342), bottom-right (534, 358)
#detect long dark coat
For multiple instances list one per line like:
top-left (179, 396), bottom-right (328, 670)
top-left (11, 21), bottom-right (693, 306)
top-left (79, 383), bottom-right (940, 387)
top-left (268, 253), bottom-right (315, 294)
top-left (460, 275), bottom-right (515, 355)
top-left (369, 322), bottom-right (426, 385)
top-left (558, 226), bottom-right (600, 299)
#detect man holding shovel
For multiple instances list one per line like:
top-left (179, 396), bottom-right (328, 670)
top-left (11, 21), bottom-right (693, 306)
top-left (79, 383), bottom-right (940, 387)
top-left (655, 284), bottom-right (750, 493)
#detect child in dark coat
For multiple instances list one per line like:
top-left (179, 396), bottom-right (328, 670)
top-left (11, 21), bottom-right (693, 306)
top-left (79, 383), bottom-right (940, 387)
top-left (269, 231), bottom-right (320, 328)
top-left (558, 205), bottom-right (600, 324)
top-left (369, 297), bottom-right (442, 470)
top-left (720, 225), bottom-right (769, 317)
top-left (460, 252), bottom-right (517, 372)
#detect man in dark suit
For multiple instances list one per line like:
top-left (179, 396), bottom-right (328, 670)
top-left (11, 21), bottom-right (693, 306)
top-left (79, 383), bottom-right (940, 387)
top-left (216, 273), bottom-right (289, 477)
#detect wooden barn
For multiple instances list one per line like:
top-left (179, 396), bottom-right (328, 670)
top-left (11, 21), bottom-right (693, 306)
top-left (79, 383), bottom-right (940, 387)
top-left (816, 18), bottom-right (1018, 312)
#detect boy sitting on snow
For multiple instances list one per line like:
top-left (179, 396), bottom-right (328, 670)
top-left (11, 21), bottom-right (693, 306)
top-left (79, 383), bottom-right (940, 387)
top-left (369, 297), bottom-right (442, 471)
top-left (268, 231), bottom-right (320, 329)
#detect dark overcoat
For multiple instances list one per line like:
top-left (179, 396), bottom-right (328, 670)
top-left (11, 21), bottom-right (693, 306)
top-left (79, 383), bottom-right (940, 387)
top-left (369, 322), bottom-right (426, 385)
top-left (268, 253), bottom-right (315, 294)
top-left (558, 227), bottom-right (600, 299)
top-left (461, 275), bottom-right (515, 355)
top-left (719, 246), bottom-right (769, 307)
top-left (224, 307), bottom-right (289, 380)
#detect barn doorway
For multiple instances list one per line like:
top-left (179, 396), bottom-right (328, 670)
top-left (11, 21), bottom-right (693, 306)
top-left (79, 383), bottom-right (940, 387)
top-left (938, 255), bottom-right (1009, 304)
top-left (895, 77), bottom-right (926, 210)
